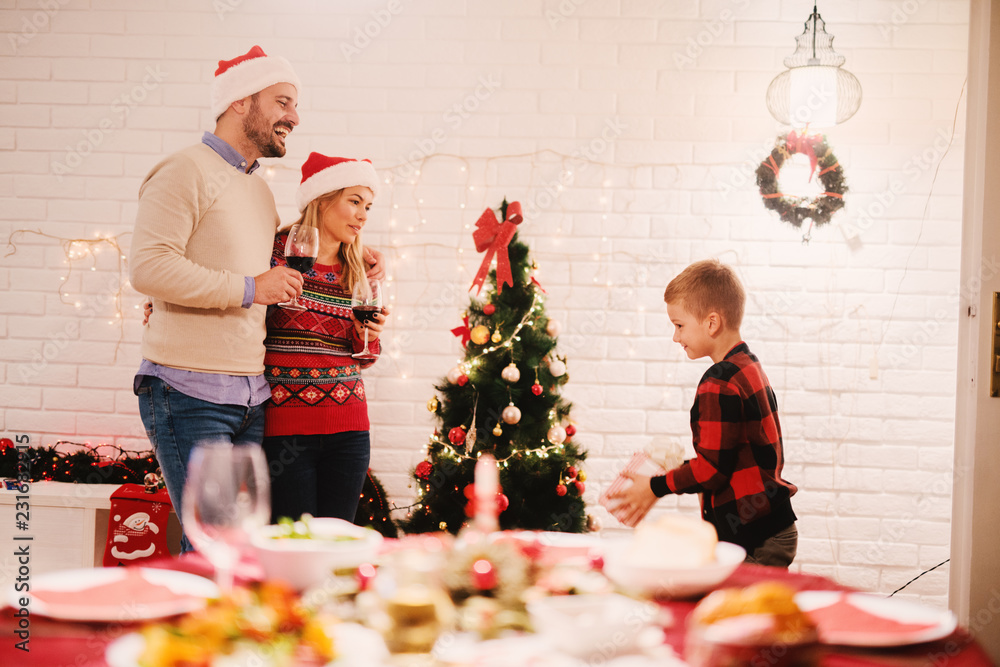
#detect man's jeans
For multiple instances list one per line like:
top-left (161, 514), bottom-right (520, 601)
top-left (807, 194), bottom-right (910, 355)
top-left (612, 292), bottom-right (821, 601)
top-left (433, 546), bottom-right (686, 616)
top-left (136, 376), bottom-right (266, 552)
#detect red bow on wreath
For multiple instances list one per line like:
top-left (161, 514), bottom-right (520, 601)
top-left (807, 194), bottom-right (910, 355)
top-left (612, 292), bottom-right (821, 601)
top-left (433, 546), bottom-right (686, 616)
top-left (470, 201), bottom-right (523, 295)
top-left (785, 130), bottom-right (820, 182)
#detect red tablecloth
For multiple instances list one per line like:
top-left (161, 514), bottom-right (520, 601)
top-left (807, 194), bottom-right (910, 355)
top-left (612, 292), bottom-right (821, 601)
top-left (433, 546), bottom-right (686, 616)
top-left (1, 556), bottom-right (994, 667)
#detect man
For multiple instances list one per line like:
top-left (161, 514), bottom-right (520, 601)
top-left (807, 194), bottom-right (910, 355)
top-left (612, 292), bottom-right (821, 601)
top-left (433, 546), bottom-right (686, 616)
top-left (130, 46), bottom-right (382, 550)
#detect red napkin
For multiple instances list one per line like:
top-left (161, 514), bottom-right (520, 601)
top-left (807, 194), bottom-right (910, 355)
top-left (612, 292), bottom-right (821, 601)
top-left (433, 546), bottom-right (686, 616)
top-left (32, 569), bottom-right (203, 612)
top-left (806, 594), bottom-right (938, 641)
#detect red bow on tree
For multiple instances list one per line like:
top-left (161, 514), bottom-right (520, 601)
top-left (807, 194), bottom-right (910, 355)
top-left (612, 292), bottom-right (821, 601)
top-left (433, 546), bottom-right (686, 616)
top-left (470, 201), bottom-right (523, 295)
top-left (451, 315), bottom-right (472, 346)
top-left (785, 130), bottom-right (820, 182)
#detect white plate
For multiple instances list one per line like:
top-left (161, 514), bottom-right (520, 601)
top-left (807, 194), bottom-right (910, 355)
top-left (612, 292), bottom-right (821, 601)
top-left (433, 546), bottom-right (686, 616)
top-left (105, 622), bottom-right (389, 667)
top-left (795, 591), bottom-right (958, 647)
top-left (603, 541), bottom-right (745, 599)
top-left (22, 567), bottom-right (217, 622)
top-left (494, 530), bottom-right (604, 563)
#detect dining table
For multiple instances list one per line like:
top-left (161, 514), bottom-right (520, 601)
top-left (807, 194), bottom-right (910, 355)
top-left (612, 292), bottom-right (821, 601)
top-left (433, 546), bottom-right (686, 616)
top-left (0, 549), bottom-right (994, 667)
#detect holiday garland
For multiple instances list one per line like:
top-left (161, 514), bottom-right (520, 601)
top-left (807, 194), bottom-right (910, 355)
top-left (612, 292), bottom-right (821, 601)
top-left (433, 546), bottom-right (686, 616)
top-left (756, 131), bottom-right (847, 229)
top-left (1, 438), bottom-right (398, 536)
top-left (0, 441), bottom-right (160, 485)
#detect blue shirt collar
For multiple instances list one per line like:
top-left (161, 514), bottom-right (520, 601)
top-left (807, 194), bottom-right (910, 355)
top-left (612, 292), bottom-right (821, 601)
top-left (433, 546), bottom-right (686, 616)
top-left (201, 132), bottom-right (259, 174)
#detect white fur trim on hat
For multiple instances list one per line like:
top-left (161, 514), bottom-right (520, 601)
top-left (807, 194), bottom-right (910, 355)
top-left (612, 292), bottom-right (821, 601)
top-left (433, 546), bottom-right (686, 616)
top-left (296, 160), bottom-right (379, 212)
top-left (211, 52), bottom-right (301, 118)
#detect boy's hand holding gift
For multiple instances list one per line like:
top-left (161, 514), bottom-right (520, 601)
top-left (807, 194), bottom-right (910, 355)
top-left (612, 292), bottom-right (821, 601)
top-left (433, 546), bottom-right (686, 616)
top-left (601, 436), bottom-right (684, 527)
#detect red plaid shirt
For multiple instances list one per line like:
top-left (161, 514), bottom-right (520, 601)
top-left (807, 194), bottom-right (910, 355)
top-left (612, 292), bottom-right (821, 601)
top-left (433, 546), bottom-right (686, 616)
top-left (651, 342), bottom-right (797, 551)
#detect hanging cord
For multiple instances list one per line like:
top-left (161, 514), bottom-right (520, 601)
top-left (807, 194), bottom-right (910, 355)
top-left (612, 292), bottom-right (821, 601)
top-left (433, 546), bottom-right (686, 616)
top-left (887, 559), bottom-right (950, 597)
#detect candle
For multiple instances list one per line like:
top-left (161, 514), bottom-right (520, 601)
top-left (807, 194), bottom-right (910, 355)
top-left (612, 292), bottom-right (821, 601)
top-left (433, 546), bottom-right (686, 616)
top-left (474, 454), bottom-right (499, 533)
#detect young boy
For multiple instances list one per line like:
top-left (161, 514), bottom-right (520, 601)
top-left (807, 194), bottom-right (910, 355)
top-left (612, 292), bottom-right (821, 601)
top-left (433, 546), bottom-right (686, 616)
top-left (610, 259), bottom-right (798, 568)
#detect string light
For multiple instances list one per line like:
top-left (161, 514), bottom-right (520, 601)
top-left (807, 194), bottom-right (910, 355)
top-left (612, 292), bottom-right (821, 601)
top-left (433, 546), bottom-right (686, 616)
top-left (7, 229), bottom-right (130, 360)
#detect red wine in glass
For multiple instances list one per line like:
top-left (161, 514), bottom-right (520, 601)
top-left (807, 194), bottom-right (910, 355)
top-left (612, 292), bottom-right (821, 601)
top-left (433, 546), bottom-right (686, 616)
top-left (352, 304), bottom-right (380, 324)
top-left (351, 279), bottom-right (382, 360)
top-left (285, 256), bottom-right (316, 273)
top-left (279, 224), bottom-right (319, 311)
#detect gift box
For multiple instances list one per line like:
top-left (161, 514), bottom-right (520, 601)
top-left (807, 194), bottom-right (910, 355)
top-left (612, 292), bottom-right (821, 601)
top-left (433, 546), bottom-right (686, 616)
top-left (598, 451), bottom-right (667, 527)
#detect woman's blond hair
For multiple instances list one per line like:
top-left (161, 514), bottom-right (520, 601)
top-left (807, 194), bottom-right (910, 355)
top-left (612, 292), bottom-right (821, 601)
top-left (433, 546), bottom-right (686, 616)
top-left (663, 259), bottom-right (745, 331)
top-left (293, 189), bottom-right (368, 294)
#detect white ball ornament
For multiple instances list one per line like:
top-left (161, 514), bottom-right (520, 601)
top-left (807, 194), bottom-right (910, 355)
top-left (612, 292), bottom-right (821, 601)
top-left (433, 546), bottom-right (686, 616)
top-left (501, 363), bottom-right (521, 383)
top-left (501, 404), bottom-right (522, 425)
top-left (546, 319), bottom-right (561, 337)
top-left (447, 366), bottom-right (463, 384)
top-left (548, 359), bottom-right (566, 377)
top-left (547, 425), bottom-right (567, 445)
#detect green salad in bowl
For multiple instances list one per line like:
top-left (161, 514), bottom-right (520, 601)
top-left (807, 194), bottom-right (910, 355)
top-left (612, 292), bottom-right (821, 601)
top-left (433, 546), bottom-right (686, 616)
top-left (252, 515), bottom-right (383, 591)
top-left (271, 515), bottom-right (362, 542)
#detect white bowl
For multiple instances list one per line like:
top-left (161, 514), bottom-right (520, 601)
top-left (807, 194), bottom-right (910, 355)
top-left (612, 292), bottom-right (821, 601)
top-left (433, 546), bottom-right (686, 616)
top-left (603, 540), bottom-right (745, 599)
top-left (251, 518), bottom-right (383, 591)
top-left (492, 530), bottom-right (604, 565)
top-left (527, 593), bottom-right (659, 659)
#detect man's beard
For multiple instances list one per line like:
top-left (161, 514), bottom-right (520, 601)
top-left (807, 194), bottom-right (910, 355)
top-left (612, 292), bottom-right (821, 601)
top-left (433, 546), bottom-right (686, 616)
top-left (243, 96), bottom-right (288, 159)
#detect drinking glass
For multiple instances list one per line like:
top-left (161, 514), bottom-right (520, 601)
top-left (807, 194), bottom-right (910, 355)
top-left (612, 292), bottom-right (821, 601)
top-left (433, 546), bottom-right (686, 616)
top-left (182, 444), bottom-right (270, 592)
top-left (279, 224), bottom-right (319, 311)
top-left (351, 278), bottom-right (382, 360)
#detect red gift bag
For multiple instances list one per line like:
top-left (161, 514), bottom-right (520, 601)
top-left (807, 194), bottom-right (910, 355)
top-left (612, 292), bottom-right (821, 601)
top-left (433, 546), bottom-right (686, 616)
top-left (102, 483), bottom-right (173, 566)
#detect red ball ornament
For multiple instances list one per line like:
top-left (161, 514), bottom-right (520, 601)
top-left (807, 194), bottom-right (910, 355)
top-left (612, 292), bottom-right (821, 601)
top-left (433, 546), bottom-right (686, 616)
top-left (565, 424), bottom-right (577, 436)
top-left (415, 461), bottom-right (432, 480)
top-left (457, 374), bottom-right (469, 386)
top-left (556, 484), bottom-right (567, 497)
top-left (483, 303), bottom-right (495, 316)
top-left (448, 426), bottom-right (467, 445)
top-left (566, 466), bottom-right (577, 479)
top-left (464, 484), bottom-right (476, 499)
top-left (0, 438), bottom-right (13, 452)
top-left (496, 493), bottom-right (509, 513)
top-left (465, 501), bottom-right (476, 518)
top-left (575, 481), bottom-right (586, 495)
top-left (530, 383), bottom-right (543, 396)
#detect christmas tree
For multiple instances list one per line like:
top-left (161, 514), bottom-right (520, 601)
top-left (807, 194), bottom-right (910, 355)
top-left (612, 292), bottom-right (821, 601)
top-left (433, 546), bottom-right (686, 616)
top-left (401, 200), bottom-right (588, 535)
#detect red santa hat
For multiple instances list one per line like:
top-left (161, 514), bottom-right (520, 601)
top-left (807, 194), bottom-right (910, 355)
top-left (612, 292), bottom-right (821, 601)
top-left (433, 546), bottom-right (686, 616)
top-left (297, 152), bottom-right (379, 212)
top-left (211, 45), bottom-right (301, 118)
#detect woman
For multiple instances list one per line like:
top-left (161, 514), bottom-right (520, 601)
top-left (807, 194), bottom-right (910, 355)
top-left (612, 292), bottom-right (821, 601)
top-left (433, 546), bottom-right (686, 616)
top-left (262, 152), bottom-right (388, 523)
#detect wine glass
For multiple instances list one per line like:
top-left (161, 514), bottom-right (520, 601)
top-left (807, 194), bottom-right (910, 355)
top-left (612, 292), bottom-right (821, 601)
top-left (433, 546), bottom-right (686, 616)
top-left (279, 223), bottom-right (319, 311)
top-left (182, 444), bottom-right (270, 592)
top-left (351, 278), bottom-right (382, 360)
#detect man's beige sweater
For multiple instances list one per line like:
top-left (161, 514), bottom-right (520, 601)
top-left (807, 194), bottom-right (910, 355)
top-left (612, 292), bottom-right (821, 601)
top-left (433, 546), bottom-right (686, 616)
top-left (130, 143), bottom-right (279, 375)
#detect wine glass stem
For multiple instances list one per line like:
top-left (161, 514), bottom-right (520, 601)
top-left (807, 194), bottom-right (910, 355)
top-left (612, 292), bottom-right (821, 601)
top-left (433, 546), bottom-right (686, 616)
top-left (216, 564), bottom-right (234, 594)
top-left (362, 326), bottom-right (369, 354)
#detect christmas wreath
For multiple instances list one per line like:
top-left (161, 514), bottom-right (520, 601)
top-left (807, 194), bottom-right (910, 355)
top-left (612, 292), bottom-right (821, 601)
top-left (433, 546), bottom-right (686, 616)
top-left (756, 131), bottom-right (847, 229)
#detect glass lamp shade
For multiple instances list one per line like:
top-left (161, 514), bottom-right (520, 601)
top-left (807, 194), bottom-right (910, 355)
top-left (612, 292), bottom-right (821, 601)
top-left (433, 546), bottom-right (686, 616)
top-left (765, 5), bottom-right (862, 128)
top-left (766, 65), bottom-right (862, 128)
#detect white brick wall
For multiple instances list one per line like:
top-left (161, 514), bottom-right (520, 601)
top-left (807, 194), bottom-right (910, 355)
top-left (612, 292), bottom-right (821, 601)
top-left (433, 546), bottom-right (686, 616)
top-left (0, 0), bottom-right (969, 608)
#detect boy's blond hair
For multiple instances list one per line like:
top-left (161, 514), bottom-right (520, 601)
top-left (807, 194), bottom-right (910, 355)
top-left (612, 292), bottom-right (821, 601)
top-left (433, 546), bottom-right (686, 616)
top-left (664, 259), bottom-right (745, 331)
